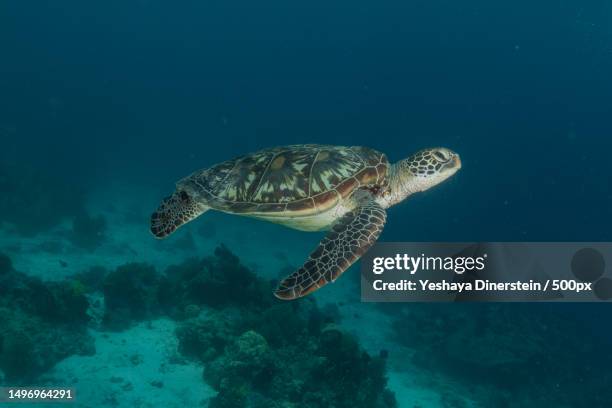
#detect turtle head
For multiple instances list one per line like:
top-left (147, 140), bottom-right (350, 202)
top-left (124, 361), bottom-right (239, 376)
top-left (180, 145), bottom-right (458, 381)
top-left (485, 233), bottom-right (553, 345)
top-left (400, 147), bottom-right (461, 192)
top-left (387, 147), bottom-right (461, 205)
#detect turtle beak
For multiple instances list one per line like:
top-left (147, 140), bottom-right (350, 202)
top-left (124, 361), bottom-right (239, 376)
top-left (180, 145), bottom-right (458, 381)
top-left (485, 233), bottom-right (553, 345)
top-left (432, 147), bottom-right (461, 171)
top-left (439, 152), bottom-right (461, 180)
top-left (451, 153), bottom-right (462, 170)
top-left (439, 150), bottom-right (461, 172)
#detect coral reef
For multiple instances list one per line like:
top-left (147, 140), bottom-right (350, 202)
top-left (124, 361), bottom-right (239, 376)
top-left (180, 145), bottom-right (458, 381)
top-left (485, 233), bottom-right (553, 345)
top-left (198, 319), bottom-right (396, 408)
top-left (170, 246), bottom-right (397, 408)
top-left (159, 245), bottom-right (273, 316)
top-left (176, 309), bottom-right (243, 363)
top-left (102, 262), bottom-right (162, 330)
top-left (70, 265), bottom-right (109, 294)
top-left (0, 253), bottom-right (94, 384)
top-left (0, 307), bottom-right (94, 384)
top-left (0, 256), bottom-right (90, 325)
top-left (389, 303), bottom-right (612, 407)
top-left (0, 244), bottom-right (396, 404)
top-left (393, 304), bottom-right (557, 378)
top-left (32, 280), bottom-right (91, 325)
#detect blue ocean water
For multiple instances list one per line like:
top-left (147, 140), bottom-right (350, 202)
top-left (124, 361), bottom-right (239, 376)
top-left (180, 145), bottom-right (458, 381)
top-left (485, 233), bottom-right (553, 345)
top-left (1, 1), bottom-right (611, 407)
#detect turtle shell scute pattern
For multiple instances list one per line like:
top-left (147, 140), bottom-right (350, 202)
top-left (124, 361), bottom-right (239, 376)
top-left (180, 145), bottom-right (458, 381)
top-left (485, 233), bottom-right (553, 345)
top-left (181, 145), bottom-right (389, 214)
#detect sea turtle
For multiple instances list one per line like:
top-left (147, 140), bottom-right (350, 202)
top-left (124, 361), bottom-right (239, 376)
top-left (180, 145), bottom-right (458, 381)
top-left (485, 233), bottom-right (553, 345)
top-left (151, 144), bottom-right (461, 300)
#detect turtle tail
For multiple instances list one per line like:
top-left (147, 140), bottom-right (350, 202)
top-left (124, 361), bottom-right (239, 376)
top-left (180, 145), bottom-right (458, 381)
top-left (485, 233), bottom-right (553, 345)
top-left (150, 191), bottom-right (208, 239)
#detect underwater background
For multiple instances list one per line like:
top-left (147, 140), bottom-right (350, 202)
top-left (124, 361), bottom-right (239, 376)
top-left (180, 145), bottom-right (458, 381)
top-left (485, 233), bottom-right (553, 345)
top-left (1, 1), bottom-right (611, 407)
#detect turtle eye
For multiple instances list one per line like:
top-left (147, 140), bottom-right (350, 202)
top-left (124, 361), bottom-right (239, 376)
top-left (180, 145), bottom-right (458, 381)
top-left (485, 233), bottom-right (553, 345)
top-left (433, 150), bottom-right (450, 162)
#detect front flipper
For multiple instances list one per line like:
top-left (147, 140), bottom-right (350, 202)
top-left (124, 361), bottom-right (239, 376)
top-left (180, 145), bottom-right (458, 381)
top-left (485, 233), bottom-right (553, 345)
top-left (275, 200), bottom-right (387, 300)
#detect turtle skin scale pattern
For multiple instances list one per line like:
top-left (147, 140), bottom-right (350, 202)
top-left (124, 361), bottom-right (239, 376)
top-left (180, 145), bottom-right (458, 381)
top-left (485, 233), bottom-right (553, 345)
top-left (274, 200), bottom-right (387, 300)
top-left (151, 191), bottom-right (203, 238)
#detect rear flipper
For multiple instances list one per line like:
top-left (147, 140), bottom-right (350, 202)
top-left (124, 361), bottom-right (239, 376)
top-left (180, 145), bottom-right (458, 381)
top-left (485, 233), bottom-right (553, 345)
top-left (275, 199), bottom-right (387, 300)
top-left (150, 191), bottom-right (208, 239)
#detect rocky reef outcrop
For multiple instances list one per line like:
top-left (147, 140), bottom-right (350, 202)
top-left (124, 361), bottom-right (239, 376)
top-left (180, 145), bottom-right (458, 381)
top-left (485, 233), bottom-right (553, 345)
top-left (0, 244), bottom-right (398, 407)
top-left (0, 253), bottom-right (94, 384)
top-left (389, 303), bottom-right (612, 407)
top-left (170, 247), bottom-right (397, 408)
